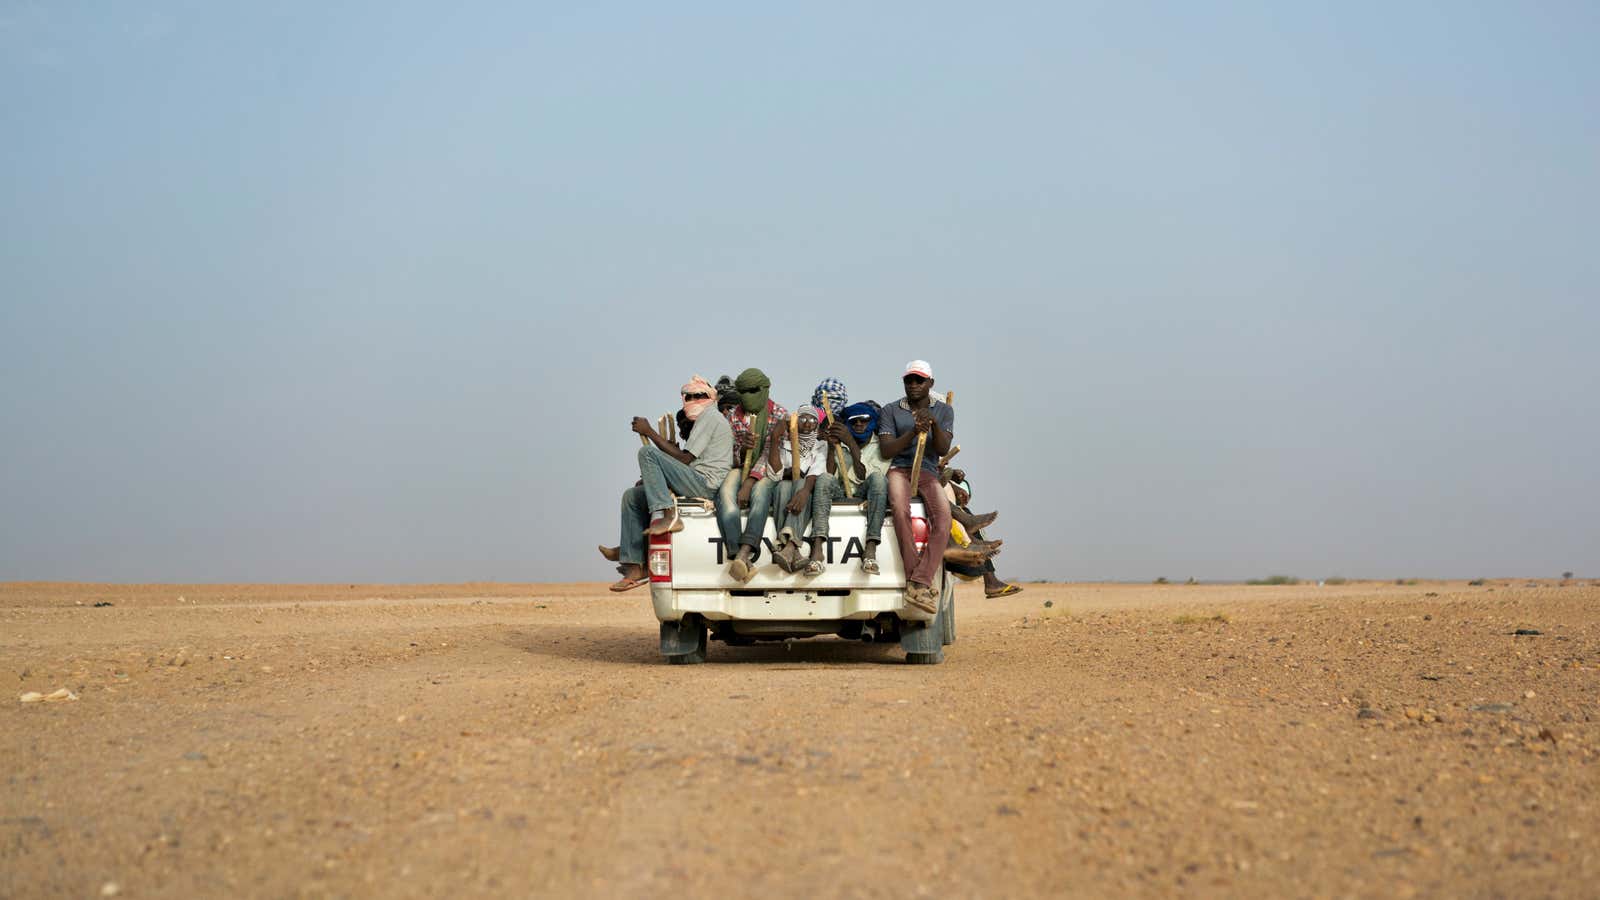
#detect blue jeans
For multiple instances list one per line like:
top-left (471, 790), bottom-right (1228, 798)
top-left (773, 478), bottom-right (814, 543)
top-left (721, 474), bottom-right (777, 551)
top-left (811, 471), bottom-right (887, 541)
top-left (714, 470), bottom-right (745, 551)
top-left (618, 445), bottom-right (717, 565)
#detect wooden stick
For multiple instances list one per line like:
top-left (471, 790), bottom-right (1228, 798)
top-left (819, 390), bottom-right (851, 495)
top-left (939, 444), bottom-right (961, 468)
top-left (789, 412), bottom-right (801, 482)
top-left (909, 388), bottom-right (947, 498)
top-left (739, 409), bottom-right (760, 478)
top-left (909, 431), bottom-right (928, 498)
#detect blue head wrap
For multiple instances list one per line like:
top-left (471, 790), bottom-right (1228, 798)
top-left (841, 401), bottom-right (878, 442)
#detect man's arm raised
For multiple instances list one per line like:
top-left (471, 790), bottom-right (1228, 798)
top-left (633, 417), bottom-right (695, 465)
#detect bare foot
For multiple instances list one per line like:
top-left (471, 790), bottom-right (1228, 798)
top-left (944, 546), bottom-right (994, 567)
top-left (610, 565), bottom-right (648, 592)
top-left (966, 511), bottom-right (998, 532)
top-left (645, 508), bottom-right (683, 535)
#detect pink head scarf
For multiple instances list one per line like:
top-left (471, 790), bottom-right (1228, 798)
top-left (681, 375), bottom-right (716, 421)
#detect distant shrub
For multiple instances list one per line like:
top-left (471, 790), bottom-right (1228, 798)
top-left (1153, 577), bottom-right (1169, 585)
top-left (1468, 578), bottom-right (1486, 586)
top-left (1246, 575), bottom-right (1300, 586)
top-left (1185, 577), bottom-right (1197, 585)
top-left (1324, 576), bottom-right (1348, 585)
top-left (1563, 571), bottom-right (1574, 580)
top-left (1395, 578), bottom-right (1419, 586)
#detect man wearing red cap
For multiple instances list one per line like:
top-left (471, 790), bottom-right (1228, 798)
top-left (875, 360), bottom-right (954, 612)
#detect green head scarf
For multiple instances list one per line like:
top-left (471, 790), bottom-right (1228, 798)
top-left (733, 368), bottom-right (773, 467)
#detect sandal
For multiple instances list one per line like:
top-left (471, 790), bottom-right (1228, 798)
top-left (727, 558), bottom-right (750, 582)
top-left (802, 559), bottom-right (825, 577)
top-left (985, 583), bottom-right (1023, 599)
top-left (775, 541), bottom-right (802, 573)
top-left (903, 585), bottom-right (937, 614)
top-left (609, 575), bottom-right (649, 592)
top-left (860, 557), bottom-right (880, 575)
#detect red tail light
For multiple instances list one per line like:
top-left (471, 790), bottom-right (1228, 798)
top-left (648, 531), bottom-right (672, 583)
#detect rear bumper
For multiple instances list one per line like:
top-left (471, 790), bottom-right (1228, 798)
top-left (652, 586), bottom-right (935, 623)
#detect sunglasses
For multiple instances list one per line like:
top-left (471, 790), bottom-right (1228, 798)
top-left (682, 392), bottom-right (711, 400)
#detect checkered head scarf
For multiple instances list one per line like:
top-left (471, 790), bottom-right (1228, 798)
top-left (811, 379), bottom-right (847, 421)
top-left (795, 405), bottom-right (820, 457)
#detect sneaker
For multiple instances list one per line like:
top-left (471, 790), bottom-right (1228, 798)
top-left (646, 508), bottom-right (683, 535)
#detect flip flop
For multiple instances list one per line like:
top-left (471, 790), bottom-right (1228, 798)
top-left (802, 559), bottom-right (825, 577)
top-left (985, 584), bottom-right (1023, 598)
top-left (609, 575), bottom-right (649, 592)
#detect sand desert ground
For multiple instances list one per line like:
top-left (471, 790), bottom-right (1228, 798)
top-left (2, 580), bottom-right (1596, 898)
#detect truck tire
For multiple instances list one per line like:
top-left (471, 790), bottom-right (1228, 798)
top-left (940, 577), bottom-right (956, 646)
top-left (661, 617), bottom-right (708, 665)
top-left (903, 592), bottom-right (947, 665)
top-left (901, 572), bottom-right (953, 664)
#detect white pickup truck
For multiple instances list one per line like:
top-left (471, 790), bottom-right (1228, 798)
top-left (645, 497), bottom-right (954, 665)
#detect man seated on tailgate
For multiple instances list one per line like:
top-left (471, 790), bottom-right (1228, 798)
top-left (875, 360), bottom-right (953, 612)
top-left (811, 397), bottom-right (891, 576)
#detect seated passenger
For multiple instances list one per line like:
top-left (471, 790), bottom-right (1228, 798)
top-left (609, 377), bottom-right (732, 592)
top-left (942, 466), bottom-right (998, 535)
top-left (942, 473), bottom-right (1021, 597)
top-left (808, 398), bottom-right (890, 576)
top-left (722, 369), bottom-right (789, 583)
top-left (877, 360), bottom-right (953, 612)
top-left (767, 404), bottom-right (828, 573)
top-left (596, 402), bottom-right (699, 568)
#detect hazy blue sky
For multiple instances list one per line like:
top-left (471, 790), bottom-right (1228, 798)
top-left (3, 2), bottom-right (1596, 583)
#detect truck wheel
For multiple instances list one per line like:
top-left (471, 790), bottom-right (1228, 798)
top-left (940, 578), bottom-right (956, 646)
top-left (661, 617), bottom-right (708, 665)
top-left (904, 590), bottom-right (947, 664)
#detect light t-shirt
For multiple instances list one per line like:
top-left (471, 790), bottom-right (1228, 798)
top-left (684, 411), bottom-right (733, 490)
top-left (770, 439), bottom-right (828, 480)
top-left (855, 435), bottom-right (892, 480)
